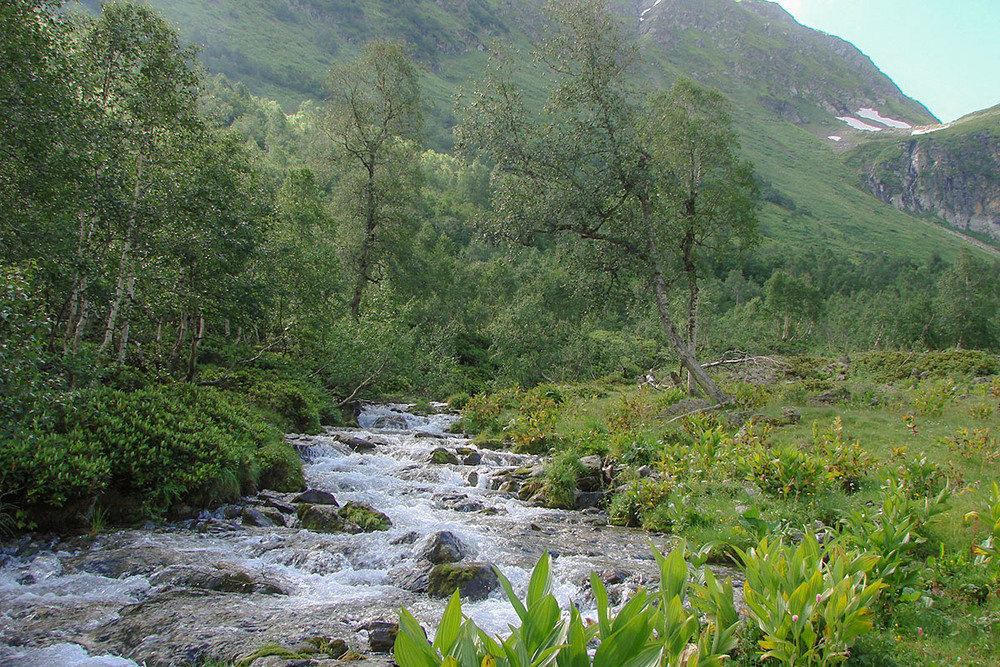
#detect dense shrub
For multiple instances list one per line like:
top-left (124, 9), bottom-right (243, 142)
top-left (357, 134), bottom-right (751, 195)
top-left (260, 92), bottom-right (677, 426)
top-left (247, 378), bottom-right (324, 433)
top-left (854, 350), bottom-right (1000, 383)
top-left (0, 383), bottom-right (302, 528)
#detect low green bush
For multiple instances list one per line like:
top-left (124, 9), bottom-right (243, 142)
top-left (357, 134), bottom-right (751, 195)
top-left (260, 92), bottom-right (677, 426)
top-left (0, 383), bottom-right (302, 528)
top-left (541, 452), bottom-right (584, 508)
top-left (247, 378), bottom-right (324, 433)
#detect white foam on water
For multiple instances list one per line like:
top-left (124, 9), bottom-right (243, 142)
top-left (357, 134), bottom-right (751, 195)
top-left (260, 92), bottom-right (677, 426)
top-left (0, 403), bottom-right (627, 663)
top-left (0, 643), bottom-right (139, 667)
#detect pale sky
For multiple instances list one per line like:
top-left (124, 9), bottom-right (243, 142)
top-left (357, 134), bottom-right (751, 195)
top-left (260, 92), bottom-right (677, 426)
top-left (771, 0), bottom-right (1000, 122)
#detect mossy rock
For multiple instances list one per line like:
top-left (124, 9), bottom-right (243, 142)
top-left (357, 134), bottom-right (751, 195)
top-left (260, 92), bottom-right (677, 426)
top-left (339, 650), bottom-right (366, 661)
top-left (234, 643), bottom-right (304, 667)
top-left (305, 636), bottom-right (348, 658)
top-left (427, 562), bottom-right (499, 600)
top-left (297, 504), bottom-right (361, 533)
top-left (429, 447), bottom-right (460, 465)
top-left (338, 501), bottom-right (391, 532)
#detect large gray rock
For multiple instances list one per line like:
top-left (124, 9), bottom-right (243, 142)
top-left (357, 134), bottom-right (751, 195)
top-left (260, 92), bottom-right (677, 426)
top-left (241, 508), bottom-right (276, 528)
top-left (296, 505), bottom-right (361, 534)
top-left (292, 489), bottom-right (339, 506)
top-left (414, 531), bottom-right (468, 564)
top-left (149, 564), bottom-right (286, 595)
top-left (335, 434), bottom-right (377, 452)
top-left (387, 566), bottom-right (430, 592)
top-left (364, 622), bottom-right (398, 653)
top-left (427, 562), bottom-right (499, 600)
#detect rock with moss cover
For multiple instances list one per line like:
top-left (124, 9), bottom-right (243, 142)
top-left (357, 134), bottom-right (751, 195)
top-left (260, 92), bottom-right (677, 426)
top-left (297, 504), bottom-right (361, 534)
top-left (428, 447), bottom-right (460, 465)
top-left (338, 501), bottom-right (391, 532)
top-left (427, 562), bottom-right (499, 600)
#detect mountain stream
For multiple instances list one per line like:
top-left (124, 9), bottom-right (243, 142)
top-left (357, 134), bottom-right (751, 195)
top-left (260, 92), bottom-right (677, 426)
top-left (0, 404), bottom-right (674, 666)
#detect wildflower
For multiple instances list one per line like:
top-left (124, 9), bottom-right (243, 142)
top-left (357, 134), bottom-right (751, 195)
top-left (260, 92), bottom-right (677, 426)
top-left (917, 627), bottom-right (924, 636)
top-left (791, 615), bottom-right (799, 622)
top-left (816, 593), bottom-right (822, 603)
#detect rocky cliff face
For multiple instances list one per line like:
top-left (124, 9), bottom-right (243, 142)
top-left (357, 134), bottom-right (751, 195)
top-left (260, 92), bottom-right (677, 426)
top-left (854, 120), bottom-right (1000, 241)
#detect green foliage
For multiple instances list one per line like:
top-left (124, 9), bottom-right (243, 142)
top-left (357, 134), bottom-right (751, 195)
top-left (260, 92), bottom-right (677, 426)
top-left (739, 532), bottom-right (885, 666)
top-left (837, 481), bottom-right (933, 603)
top-left (910, 380), bottom-right (953, 417)
top-left (395, 547), bottom-right (740, 667)
top-left (742, 445), bottom-right (832, 500)
top-left (965, 482), bottom-right (1000, 582)
top-left (0, 265), bottom-right (66, 437)
top-left (812, 417), bottom-right (874, 493)
top-left (460, 392), bottom-right (507, 435)
top-left (247, 378), bottom-right (323, 433)
top-left (0, 383), bottom-right (298, 527)
top-left (541, 452), bottom-right (585, 509)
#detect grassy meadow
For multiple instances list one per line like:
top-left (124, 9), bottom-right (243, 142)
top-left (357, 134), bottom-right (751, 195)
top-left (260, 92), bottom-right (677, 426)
top-left (452, 350), bottom-right (1000, 666)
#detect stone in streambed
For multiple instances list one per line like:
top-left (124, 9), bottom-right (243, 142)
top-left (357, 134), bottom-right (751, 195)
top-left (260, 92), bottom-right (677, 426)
top-left (149, 563), bottom-right (286, 595)
top-left (364, 621), bottom-right (398, 653)
top-left (428, 447), bottom-right (460, 465)
top-left (292, 489), bottom-right (339, 505)
top-left (337, 501), bottom-right (392, 532)
top-left (241, 508), bottom-right (277, 528)
top-left (335, 434), bottom-right (377, 452)
top-left (387, 565), bottom-right (430, 592)
top-left (427, 562), bottom-right (499, 600)
top-left (297, 504), bottom-right (361, 534)
top-left (413, 530), bottom-right (468, 564)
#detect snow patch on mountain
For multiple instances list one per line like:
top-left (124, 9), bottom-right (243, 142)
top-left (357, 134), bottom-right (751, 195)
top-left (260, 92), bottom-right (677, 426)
top-left (912, 123), bottom-right (953, 136)
top-left (640, 0), bottom-right (663, 21)
top-left (837, 117), bottom-right (883, 132)
top-left (857, 108), bottom-right (912, 129)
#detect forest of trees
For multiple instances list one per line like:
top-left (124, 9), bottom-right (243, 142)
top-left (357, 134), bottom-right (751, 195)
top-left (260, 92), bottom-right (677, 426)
top-left (2, 0), bottom-right (999, 526)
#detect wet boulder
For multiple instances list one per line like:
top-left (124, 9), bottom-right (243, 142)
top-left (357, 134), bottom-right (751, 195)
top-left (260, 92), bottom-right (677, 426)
top-left (574, 491), bottom-right (605, 510)
top-left (427, 562), bottom-right (499, 600)
top-left (241, 508), bottom-right (277, 528)
top-left (387, 565), bottom-right (430, 592)
top-left (335, 434), bottom-right (377, 452)
top-left (364, 621), bottom-right (398, 653)
top-left (292, 489), bottom-right (339, 506)
top-left (372, 414), bottom-right (408, 429)
top-left (428, 447), bottom-right (460, 465)
top-left (414, 531), bottom-right (468, 564)
top-left (297, 505), bottom-right (361, 534)
top-left (337, 502), bottom-right (392, 532)
top-left (577, 455), bottom-right (607, 492)
top-left (149, 563), bottom-right (286, 595)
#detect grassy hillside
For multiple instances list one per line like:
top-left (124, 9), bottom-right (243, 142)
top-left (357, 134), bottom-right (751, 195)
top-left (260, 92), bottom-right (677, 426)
top-left (78, 0), bottom-right (991, 261)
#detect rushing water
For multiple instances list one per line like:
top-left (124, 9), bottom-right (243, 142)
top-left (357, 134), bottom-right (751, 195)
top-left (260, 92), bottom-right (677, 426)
top-left (0, 404), bottom-right (671, 666)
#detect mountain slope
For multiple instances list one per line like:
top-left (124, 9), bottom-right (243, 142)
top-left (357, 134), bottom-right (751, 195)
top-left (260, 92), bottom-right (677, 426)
top-left (845, 106), bottom-right (1000, 243)
top-left (86, 0), bottom-right (991, 260)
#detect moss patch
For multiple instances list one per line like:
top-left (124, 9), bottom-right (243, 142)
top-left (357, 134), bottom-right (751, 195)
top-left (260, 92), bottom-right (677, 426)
top-left (338, 501), bottom-right (391, 532)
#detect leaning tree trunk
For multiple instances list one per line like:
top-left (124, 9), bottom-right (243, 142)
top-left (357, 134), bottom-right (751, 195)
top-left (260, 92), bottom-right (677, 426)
top-left (641, 195), bottom-right (729, 405)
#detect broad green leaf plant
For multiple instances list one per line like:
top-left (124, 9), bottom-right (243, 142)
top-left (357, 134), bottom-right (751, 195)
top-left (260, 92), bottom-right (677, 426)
top-left (737, 532), bottom-right (885, 666)
top-left (394, 545), bottom-right (739, 667)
